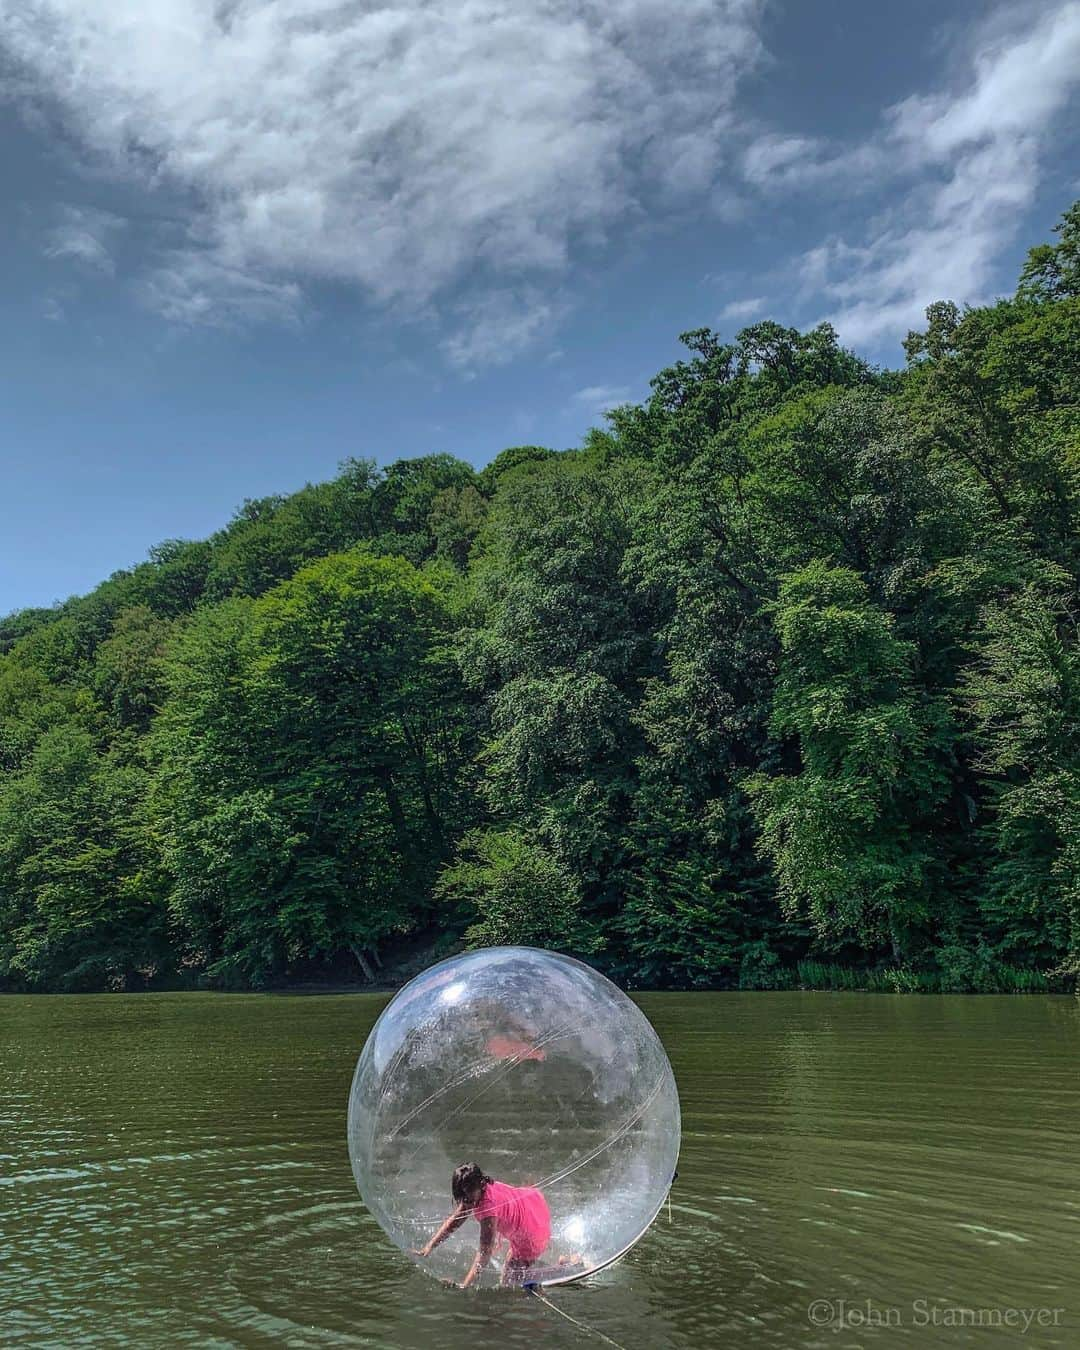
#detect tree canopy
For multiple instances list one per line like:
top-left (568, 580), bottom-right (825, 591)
top-left (2, 203), bottom-right (1079, 991)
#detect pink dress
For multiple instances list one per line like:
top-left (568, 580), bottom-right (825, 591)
top-left (474, 1180), bottom-right (551, 1263)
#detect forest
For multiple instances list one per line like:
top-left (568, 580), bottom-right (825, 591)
top-left (2, 204), bottom-right (1078, 994)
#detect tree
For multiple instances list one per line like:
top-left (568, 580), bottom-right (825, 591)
top-left (3, 200), bottom-right (1080, 990)
top-left (963, 578), bottom-right (1080, 971)
top-left (749, 563), bottom-right (952, 960)
top-left (1018, 202), bottom-right (1080, 302)
top-left (0, 726), bottom-right (167, 989)
top-left (91, 606), bottom-right (174, 732)
top-left (152, 552), bottom-right (476, 986)
top-left (437, 827), bottom-right (601, 953)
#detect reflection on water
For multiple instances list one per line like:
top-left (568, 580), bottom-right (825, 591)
top-left (2, 992), bottom-right (1078, 1347)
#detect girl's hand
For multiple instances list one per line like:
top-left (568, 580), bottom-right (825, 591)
top-left (410, 1246), bottom-right (432, 1259)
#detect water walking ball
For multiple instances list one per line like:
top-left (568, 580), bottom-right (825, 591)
top-left (347, 946), bottom-right (681, 1287)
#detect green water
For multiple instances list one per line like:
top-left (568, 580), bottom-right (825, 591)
top-left (2, 993), bottom-right (1077, 1347)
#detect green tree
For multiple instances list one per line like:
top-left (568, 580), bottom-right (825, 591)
top-left (153, 551), bottom-right (475, 986)
top-left (0, 726), bottom-right (166, 989)
top-left (437, 827), bottom-right (601, 953)
top-left (3, 201), bottom-right (1080, 991)
top-left (91, 606), bottom-right (174, 732)
top-left (749, 563), bottom-right (952, 960)
top-left (963, 578), bottom-right (1080, 971)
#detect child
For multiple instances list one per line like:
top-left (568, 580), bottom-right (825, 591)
top-left (414, 1162), bottom-right (551, 1288)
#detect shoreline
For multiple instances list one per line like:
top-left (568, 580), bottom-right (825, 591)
top-left (2, 936), bottom-right (1072, 998)
top-left (2, 979), bottom-right (1073, 997)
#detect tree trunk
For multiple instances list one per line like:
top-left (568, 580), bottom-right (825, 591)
top-left (351, 945), bottom-right (376, 983)
top-left (376, 765), bottom-right (410, 852)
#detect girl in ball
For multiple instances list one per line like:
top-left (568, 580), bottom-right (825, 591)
top-left (414, 1162), bottom-right (551, 1288)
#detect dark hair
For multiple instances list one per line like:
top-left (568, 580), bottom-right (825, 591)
top-left (452, 1162), bottom-right (492, 1204)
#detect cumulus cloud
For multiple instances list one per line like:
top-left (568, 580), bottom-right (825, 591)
top-left (719, 296), bottom-right (764, 322)
top-left (43, 204), bottom-right (125, 274)
top-left (571, 383), bottom-right (632, 417)
top-left (4, 0), bottom-right (765, 360)
top-left (759, 2), bottom-right (1080, 346)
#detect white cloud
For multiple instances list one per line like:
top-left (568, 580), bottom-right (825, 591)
top-left (772, 2), bottom-right (1080, 347)
top-left (740, 132), bottom-right (888, 197)
top-left (135, 250), bottom-right (302, 327)
top-left (887, 4), bottom-right (1080, 156)
top-left (43, 204), bottom-right (125, 274)
top-left (806, 141), bottom-right (1039, 346)
top-left (442, 287), bottom-right (567, 373)
top-left (719, 296), bottom-right (764, 322)
top-left (5, 0), bottom-right (766, 356)
top-left (571, 383), bottom-right (632, 417)
top-left (742, 134), bottom-right (830, 189)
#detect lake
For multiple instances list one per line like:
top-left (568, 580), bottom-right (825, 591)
top-left (2, 992), bottom-right (1077, 1347)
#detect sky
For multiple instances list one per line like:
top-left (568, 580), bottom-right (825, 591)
top-left (2, 0), bottom-right (1078, 612)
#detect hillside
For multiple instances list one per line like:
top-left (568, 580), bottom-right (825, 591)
top-left (2, 204), bottom-right (1078, 993)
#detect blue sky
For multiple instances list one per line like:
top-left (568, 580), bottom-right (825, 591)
top-left (3, 0), bottom-right (1078, 612)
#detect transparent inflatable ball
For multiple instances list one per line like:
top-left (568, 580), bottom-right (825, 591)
top-left (347, 946), bottom-right (681, 1287)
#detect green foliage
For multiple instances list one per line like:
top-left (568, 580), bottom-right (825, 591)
top-left (437, 828), bottom-right (601, 953)
top-left (1018, 202), bottom-right (1080, 301)
top-left (152, 551), bottom-right (475, 987)
top-left (91, 606), bottom-right (174, 732)
top-left (2, 201), bottom-right (1080, 989)
top-left (961, 578), bottom-right (1080, 969)
top-left (618, 781), bottom-right (779, 988)
top-left (749, 562), bottom-right (952, 958)
top-left (791, 955), bottom-right (1053, 994)
top-left (0, 727), bottom-right (167, 989)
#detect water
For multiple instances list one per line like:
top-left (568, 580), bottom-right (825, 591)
top-left (2, 992), bottom-right (1077, 1348)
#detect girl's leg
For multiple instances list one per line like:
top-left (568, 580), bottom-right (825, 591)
top-left (501, 1258), bottom-right (531, 1288)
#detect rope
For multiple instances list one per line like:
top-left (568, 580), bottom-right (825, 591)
top-left (526, 1286), bottom-right (630, 1350)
